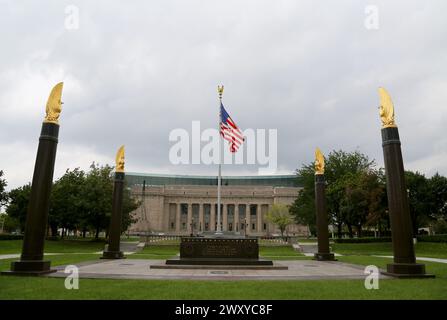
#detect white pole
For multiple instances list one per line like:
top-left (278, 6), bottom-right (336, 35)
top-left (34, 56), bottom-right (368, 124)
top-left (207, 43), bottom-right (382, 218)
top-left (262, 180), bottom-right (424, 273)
top-left (217, 85), bottom-right (224, 234)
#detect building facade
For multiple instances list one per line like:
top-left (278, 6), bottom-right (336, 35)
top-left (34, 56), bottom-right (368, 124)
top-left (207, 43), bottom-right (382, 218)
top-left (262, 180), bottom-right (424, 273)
top-left (127, 173), bottom-right (309, 236)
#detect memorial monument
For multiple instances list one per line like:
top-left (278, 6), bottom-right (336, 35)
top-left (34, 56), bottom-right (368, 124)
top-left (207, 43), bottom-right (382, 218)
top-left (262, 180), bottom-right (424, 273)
top-left (313, 148), bottom-right (336, 261)
top-left (378, 87), bottom-right (433, 278)
top-left (102, 145), bottom-right (126, 259)
top-left (2, 83), bottom-right (64, 275)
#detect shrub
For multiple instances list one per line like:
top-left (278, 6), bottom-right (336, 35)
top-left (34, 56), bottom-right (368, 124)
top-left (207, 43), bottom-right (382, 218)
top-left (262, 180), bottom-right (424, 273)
top-left (416, 234), bottom-right (447, 243)
top-left (0, 234), bottom-right (24, 240)
top-left (333, 237), bottom-right (392, 243)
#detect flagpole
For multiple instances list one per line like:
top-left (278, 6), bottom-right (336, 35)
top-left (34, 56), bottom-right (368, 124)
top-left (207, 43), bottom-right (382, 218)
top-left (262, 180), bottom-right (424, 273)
top-left (217, 85), bottom-right (224, 234)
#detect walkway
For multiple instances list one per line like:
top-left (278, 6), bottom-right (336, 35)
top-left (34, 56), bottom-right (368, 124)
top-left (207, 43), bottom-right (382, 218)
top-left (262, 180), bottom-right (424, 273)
top-left (373, 255), bottom-right (447, 264)
top-left (47, 259), bottom-right (381, 281)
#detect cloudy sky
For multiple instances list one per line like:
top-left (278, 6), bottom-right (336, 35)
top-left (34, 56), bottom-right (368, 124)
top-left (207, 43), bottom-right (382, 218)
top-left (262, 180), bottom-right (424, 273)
top-left (1, 0), bottom-right (446, 189)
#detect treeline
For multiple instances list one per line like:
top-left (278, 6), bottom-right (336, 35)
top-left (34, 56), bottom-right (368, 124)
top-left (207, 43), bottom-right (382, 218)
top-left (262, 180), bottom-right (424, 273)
top-left (289, 150), bottom-right (447, 238)
top-left (0, 164), bottom-right (140, 239)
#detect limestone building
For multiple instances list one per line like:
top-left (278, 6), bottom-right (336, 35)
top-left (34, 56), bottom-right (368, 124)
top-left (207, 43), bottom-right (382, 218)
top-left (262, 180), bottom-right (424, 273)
top-left (126, 173), bottom-right (309, 236)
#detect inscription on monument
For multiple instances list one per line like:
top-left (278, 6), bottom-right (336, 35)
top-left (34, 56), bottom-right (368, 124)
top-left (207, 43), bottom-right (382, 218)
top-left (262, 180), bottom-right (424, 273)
top-left (180, 237), bottom-right (259, 259)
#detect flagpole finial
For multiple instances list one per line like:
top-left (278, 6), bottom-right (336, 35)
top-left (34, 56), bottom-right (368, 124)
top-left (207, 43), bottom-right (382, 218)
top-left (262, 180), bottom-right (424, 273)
top-left (217, 85), bottom-right (224, 100)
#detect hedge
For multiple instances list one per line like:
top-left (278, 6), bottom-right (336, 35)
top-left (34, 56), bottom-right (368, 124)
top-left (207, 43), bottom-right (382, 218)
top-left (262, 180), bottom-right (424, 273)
top-left (333, 237), bottom-right (392, 243)
top-left (0, 234), bottom-right (24, 240)
top-left (416, 234), bottom-right (447, 243)
top-left (333, 235), bottom-right (447, 243)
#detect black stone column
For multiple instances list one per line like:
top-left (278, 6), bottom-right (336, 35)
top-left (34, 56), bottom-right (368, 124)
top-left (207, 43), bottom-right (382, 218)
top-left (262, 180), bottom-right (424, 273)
top-left (101, 172), bottom-right (125, 259)
top-left (381, 127), bottom-right (433, 277)
top-left (314, 174), bottom-right (335, 261)
top-left (4, 123), bottom-right (59, 275)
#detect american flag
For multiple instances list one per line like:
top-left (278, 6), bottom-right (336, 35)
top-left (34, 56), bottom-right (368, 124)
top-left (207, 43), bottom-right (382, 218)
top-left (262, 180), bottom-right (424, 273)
top-left (220, 102), bottom-right (245, 153)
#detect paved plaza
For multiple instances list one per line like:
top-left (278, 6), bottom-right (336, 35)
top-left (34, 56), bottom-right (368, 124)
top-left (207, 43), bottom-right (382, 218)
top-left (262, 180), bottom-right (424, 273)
top-left (48, 259), bottom-right (387, 281)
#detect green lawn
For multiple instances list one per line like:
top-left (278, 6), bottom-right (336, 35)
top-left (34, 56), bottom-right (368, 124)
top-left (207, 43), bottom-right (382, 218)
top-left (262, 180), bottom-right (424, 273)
top-left (332, 242), bottom-right (447, 259)
top-left (0, 239), bottom-right (106, 254)
top-left (129, 245), bottom-right (179, 260)
top-left (259, 245), bottom-right (305, 259)
top-left (0, 254), bottom-right (445, 299)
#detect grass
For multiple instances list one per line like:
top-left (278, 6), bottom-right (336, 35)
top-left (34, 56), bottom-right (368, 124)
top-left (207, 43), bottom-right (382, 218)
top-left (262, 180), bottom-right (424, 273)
top-left (259, 245), bottom-right (305, 259)
top-left (129, 245), bottom-right (179, 260)
top-left (332, 242), bottom-right (447, 259)
top-left (0, 255), bottom-right (446, 299)
top-left (0, 239), bottom-right (106, 254)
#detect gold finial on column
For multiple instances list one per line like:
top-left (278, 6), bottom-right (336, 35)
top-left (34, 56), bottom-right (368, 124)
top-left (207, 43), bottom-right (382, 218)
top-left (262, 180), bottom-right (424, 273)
top-left (44, 82), bottom-right (64, 124)
top-left (217, 85), bottom-right (224, 100)
top-left (378, 87), bottom-right (397, 128)
top-left (315, 148), bottom-right (325, 175)
top-left (115, 145), bottom-right (125, 173)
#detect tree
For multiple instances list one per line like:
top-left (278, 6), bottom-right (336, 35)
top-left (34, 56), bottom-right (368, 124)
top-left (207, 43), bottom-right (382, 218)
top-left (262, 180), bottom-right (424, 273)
top-left (80, 163), bottom-right (114, 240)
top-left (266, 204), bottom-right (294, 237)
top-left (325, 150), bottom-right (375, 237)
top-left (290, 149), bottom-right (379, 238)
top-left (5, 184), bottom-right (32, 231)
top-left (49, 168), bottom-right (86, 238)
top-left (427, 173), bottom-right (447, 220)
top-left (0, 171), bottom-right (8, 210)
top-left (405, 171), bottom-right (432, 235)
top-left (364, 169), bottom-right (389, 236)
top-left (0, 213), bottom-right (20, 233)
top-left (339, 170), bottom-right (386, 238)
top-left (289, 165), bottom-right (316, 235)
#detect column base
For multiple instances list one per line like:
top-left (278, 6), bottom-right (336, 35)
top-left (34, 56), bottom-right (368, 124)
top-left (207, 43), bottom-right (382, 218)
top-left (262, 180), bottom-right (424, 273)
top-left (382, 263), bottom-right (435, 278)
top-left (313, 253), bottom-right (336, 261)
top-left (101, 251), bottom-right (126, 259)
top-left (1, 260), bottom-right (56, 276)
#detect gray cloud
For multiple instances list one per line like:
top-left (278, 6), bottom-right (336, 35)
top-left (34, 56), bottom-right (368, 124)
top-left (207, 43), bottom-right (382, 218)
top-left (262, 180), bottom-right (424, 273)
top-left (1, 0), bottom-right (446, 189)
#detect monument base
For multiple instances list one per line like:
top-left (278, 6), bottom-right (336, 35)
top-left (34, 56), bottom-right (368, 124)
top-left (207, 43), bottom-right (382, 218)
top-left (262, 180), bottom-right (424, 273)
top-left (167, 236), bottom-right (275, 267)
top-left (101, 251), bottom-right (126, 259)
top-left (382, 263), bottom-right (435, 278)
top-left (313, 253), bottom-right (336, 261)
top-left (166, 257), bottom-right (273, 266)
top-left (1, 260), bottom-right (56, 276)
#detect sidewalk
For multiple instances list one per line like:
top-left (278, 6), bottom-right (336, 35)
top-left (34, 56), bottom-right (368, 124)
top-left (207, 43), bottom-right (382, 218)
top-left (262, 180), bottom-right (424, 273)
top-left (373, 255), bottom-right (447, 264)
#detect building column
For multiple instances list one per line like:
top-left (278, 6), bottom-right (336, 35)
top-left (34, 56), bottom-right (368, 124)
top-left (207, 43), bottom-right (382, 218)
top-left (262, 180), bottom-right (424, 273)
top-left (257, 204), bottom-right (262, 233)
top-left (187, 203), bottom-right (193, 235)
top-left (234, 203), bottom-right (239, 232)
top-left (222, 203), bottom-right (228, 231)
top-left (210, 203), bottom-right (216, 231)
top-left (175, 203), bottom-right (181, 233)
top-left (266, 204), bottom-right (272, 235)
top-left (199, 203), bottom-right (204, 232)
